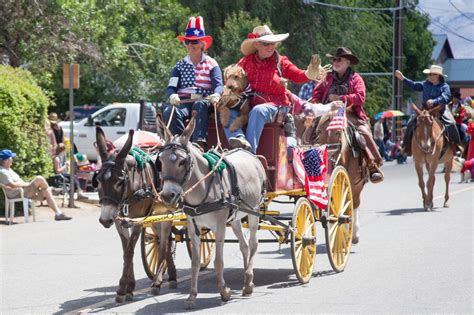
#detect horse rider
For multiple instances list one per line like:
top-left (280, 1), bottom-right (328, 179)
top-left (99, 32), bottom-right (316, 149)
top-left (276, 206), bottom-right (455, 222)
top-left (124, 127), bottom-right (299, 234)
top-left (395, 65), bottom-right (463, 155)
top-left (163, 16), bottom-right (223, 151)
top-left (226, 25), bottom-right (325, 153)
top-left (311, 47), bottom-right (384, 183)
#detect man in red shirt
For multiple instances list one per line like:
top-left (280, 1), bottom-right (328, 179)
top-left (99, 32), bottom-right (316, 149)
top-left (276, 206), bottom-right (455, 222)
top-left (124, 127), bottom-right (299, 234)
top-left (225, 25), bottom-right (324, 153)
top-left (312, 47), bottom-right (383, 183)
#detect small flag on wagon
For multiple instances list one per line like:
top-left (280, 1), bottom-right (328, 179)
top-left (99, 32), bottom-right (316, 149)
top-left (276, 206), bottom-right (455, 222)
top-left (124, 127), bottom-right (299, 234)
top-left (298, 146), bottom-right (328, 209)
top-left (326, 104), bottom-right (347, 132)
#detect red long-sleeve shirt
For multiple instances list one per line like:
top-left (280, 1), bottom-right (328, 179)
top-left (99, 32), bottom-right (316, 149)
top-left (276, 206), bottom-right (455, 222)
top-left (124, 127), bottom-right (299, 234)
top-left (312, 71), bottom-right (368, 121)
top-left (238, 53), bottom-right (309, 107)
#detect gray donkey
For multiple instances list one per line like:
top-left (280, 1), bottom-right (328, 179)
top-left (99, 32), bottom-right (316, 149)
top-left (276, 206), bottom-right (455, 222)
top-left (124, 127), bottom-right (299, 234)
top-left (157, 115), bottom-right (267, 309)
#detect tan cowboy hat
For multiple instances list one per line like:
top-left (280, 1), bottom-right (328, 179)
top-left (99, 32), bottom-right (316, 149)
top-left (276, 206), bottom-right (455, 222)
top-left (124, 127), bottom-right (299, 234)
top-left (422, 65), bottom-right (447, 78)
top-left (240, 25), bottom-right (289, 56)
top-left (48, 112), bottom-right (59, 124)
top-left (325, 47), bottom-right (359, 65)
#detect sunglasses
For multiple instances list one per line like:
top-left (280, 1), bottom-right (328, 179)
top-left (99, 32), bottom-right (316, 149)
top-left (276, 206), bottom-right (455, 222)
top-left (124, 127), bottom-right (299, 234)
top-left (260, 42), bottom-right (276, 47)
top-left (332, 57), bottom-right (343, 63)
top-left (428, 73), bottom-right (438, 76)
top-left (184, 40), bottom-right (200, 45)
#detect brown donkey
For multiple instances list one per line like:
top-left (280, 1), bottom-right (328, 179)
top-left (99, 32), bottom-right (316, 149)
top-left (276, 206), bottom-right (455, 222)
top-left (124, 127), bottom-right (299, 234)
top-left (95, 127), bottom-right (176, 302)
top-left (411, 105), bottom-right (453, 211)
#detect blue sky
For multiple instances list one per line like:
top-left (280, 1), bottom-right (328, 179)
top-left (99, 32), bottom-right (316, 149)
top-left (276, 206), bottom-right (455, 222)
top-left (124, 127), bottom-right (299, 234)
top-left (418, 0), bottom-right (474, 58)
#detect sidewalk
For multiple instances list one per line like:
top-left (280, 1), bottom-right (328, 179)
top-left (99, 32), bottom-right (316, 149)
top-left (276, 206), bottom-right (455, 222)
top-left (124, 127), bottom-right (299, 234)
top-left (1, 192), bottom-right (100, 225)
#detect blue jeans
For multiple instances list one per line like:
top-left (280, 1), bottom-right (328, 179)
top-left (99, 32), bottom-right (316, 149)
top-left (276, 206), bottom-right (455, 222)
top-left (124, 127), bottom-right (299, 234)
top-left (223, 103), bottom-right (281, 153)
top-left (162, 101), bottom-right (209, 142)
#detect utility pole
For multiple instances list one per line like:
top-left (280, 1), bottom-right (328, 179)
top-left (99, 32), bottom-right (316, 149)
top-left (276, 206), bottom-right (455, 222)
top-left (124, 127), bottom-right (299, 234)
top-left (392, 0), bottom-right (404, 142)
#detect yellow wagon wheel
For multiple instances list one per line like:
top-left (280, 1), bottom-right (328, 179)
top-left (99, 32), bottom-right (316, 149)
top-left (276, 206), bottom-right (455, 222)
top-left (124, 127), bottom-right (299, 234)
top-left (291, 197), bottom-right (317, 284)
top-left (185, 228), bottom-right (215, 270)
top-left (325, 165), bottom-right (353, 273)
top-left (141, 226), bottom-right (167, 280)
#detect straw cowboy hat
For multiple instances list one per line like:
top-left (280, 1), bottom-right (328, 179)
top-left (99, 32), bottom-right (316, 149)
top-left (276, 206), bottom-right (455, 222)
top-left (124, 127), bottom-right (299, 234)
top-left (48, 112), bottom-right (59, 124)
top-left (240, 25), bottom-right (289, 56)
top-left (325, 47), bottom-right (359, 65)
top-left (422, 65), bottom-right (447, 78)
top-left (176, 16), bottom-right (213, 50)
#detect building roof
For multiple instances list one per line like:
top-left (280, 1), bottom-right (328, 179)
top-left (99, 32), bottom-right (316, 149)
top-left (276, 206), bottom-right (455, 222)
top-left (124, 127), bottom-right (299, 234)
top-left (443, 59), bottom-right (474, 84)
top-left (432, 34), bottom-right (454, 62)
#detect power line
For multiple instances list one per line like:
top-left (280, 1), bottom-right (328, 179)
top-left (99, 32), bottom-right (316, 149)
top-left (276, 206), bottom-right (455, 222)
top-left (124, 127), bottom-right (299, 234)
top-left (417, 6), bottom-right (474, 43)
top-left (449, 0), bottom-right (474, 22)
top-left (303, 0), bottom-right (405, 12)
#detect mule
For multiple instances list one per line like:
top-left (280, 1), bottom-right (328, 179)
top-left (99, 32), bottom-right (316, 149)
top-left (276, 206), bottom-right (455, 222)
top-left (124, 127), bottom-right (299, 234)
top-left (95, 127), bottom-right (176, 302)
top-left (157, 115), bottom-right (266, 309)
top-left (411, 105), bottom-right (453, 211)
top-left (296, 111), bottom-right (367, 244)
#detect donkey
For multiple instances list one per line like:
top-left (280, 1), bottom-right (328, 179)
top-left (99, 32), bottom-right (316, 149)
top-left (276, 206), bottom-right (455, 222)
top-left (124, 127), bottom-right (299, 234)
top-left (411, 105), bottom-right (453, 211)
top-left (296, 111), bottom-right (367, 244)
top-left (95, 126), bottom-right (176, 302)
top-left (157, 115), bottom-right (267, 309)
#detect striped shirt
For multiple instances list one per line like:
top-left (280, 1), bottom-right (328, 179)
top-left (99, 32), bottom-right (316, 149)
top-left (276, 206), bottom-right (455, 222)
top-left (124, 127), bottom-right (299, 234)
top-left (166, 54), bottom-right (223, 98)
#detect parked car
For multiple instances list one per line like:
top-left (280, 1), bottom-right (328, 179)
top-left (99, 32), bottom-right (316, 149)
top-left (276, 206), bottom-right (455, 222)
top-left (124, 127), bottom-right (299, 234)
top-left (67, 105), bottom-right (103, 121)
top-left (60, 102), bottom-right (157, 161)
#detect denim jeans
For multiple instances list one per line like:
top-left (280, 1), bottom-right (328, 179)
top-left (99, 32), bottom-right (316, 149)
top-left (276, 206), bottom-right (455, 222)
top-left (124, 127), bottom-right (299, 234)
top-left (223, 103), bottom-right (283, 153)
top-left (162, 101), bottom-right (209, 142)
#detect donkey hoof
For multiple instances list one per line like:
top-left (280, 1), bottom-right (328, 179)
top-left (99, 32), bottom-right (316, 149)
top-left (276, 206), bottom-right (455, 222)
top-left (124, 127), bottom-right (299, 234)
top-left (184, 299), bottom-right (196, 309)
top-left (125, 293), bottom-right (133, 301)
top-left (151, 286), bottom-right (161, 296)
top-left (115, 295), bottom-right (126, 303)
top-left (352, 236), bottom-right (359, 244)
top-left (220, 287), bottom-right (231, 302)
top-left (242, 283), bottom-right (254, 296)
top-left (443, 202), bottom-right (449, 208)
top-left (168, 280), bottom-right (178, 289)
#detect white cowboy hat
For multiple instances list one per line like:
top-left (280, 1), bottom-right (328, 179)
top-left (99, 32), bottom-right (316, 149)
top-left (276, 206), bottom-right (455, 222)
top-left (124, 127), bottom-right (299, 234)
top-left (422, 65), bottom-right (447, 78)
top-left (240, 25), bottom-right (289, 56)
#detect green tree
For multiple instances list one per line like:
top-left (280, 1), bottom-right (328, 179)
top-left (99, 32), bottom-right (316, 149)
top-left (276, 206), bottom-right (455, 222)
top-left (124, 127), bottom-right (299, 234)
top-left (0, 66), bottom-right (52, 178)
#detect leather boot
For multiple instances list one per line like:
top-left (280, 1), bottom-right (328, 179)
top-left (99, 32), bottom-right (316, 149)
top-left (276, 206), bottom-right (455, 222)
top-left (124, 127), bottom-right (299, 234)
top-left (368, 164), bottom-right (384, 184)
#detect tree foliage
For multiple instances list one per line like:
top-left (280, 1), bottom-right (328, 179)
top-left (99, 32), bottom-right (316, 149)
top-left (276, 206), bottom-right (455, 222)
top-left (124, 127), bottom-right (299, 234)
top-left (1, 0), bottom-right (434, 118)
top-left (0, 66), bottom-right (52, 179)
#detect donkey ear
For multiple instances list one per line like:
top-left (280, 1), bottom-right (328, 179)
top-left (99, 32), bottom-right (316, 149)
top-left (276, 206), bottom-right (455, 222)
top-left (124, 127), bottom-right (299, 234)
top-left (156, 111), bottom-right (172, 142)
top-left (96, 126), bottom-right (109, 161)
top-left (412, 103), bottom-right (422, 115)
top-left (116, 129), bottom-right (134, 161)
top-left (181, 111), bottom-right (196, 142)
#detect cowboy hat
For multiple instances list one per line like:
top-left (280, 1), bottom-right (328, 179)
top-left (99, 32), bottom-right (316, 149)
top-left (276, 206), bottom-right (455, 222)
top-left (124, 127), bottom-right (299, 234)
top-left (326, 47), bottom-right (359, 65)
top-left (48, 112), bottom-right (59, 124)
top-left (240, 25), bottom-right (289, 56)
top-left (422, 65), bottom-right (447, 78)
top-left (176, 16), bottom-right (213, 50)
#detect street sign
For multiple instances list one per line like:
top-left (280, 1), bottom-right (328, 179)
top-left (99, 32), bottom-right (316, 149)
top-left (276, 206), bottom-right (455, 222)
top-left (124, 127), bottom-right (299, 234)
top-left (63, 64), bottom-right (80, 89)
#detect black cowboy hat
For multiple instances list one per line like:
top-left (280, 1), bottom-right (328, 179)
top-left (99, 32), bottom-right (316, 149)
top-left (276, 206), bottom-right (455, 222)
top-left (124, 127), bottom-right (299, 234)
top-left (326, 47), bottom-right (359, 65)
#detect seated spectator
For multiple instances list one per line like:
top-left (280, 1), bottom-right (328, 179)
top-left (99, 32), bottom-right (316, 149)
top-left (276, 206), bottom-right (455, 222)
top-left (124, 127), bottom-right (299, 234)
top-left (390, 138), bottom-right (407, 164)
top-left (53, 144), bottom-right (89, 200)
top-left (0, 149), bottom-right (72, 221)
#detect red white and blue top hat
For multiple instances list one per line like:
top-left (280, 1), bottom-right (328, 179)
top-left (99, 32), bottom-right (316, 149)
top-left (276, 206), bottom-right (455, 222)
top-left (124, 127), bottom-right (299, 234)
top-left (177, 16), bottom-right (213, 50)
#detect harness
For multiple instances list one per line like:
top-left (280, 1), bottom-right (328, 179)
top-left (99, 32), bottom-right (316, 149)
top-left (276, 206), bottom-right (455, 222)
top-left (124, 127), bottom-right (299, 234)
top-left (160, 143), bottom-right (269, 236)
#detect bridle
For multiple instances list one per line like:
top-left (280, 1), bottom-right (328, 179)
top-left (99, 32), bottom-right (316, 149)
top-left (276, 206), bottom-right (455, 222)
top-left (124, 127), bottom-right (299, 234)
top-left (159, 142), bottom-right (193, 187)
top-left (95, 158), bottom-right (130, 214)
top-left (415, 114), bottom-right (445, 155)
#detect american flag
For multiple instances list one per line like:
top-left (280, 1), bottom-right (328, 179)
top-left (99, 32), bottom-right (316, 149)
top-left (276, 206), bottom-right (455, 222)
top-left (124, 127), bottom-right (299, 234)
top-left (298, 146), bottom-right (328, 209)
top-left (326, 104), bottom-right (347, 132)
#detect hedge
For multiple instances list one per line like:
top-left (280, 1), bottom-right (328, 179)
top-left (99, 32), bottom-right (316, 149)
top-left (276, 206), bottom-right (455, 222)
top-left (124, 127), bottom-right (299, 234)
top-left (0, 66), bottom-right (53, 212)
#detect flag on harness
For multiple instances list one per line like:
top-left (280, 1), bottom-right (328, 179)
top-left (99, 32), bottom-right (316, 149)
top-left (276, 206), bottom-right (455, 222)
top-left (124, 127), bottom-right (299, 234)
top-left (298, 146), bottom-right (328, 209)
top-left (326, 104), bottom-right (347, 132)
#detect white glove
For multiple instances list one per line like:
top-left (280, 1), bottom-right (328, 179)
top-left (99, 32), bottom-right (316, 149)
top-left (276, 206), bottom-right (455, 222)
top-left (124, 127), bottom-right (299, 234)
top-left (303, 102), bottom-right (337, 117)
top-left (208, 93), bottom-right (221, 106)
top-left (329, 100), bottom-right (344, 111)
top-left (169, 94), bottom-right (180, 106)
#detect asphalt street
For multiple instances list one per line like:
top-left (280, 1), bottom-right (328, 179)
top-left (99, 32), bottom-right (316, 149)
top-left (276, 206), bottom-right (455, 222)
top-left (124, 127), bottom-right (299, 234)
top-left (1, 158), bottom-right (473, 314)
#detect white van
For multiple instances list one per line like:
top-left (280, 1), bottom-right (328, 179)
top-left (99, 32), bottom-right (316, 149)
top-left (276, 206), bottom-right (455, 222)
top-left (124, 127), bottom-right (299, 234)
top-left (60, 102), bottom-right (157, 161)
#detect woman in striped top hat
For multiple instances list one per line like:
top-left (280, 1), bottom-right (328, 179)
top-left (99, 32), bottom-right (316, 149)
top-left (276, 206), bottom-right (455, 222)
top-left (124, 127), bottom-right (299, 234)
top-left (163, 16), bottom-right (224, 150)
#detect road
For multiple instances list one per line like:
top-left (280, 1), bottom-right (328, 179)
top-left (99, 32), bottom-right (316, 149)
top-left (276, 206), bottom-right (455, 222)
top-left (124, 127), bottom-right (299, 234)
top-left (1, 159), bottom-right (473, 314)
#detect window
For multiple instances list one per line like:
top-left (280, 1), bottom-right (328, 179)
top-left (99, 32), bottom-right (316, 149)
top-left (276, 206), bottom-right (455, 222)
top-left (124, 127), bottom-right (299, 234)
top-left (86, 108), bottom-right (127, 127)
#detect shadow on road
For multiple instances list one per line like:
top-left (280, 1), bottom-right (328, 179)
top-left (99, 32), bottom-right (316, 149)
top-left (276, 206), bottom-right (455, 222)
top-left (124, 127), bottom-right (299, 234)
top-left (377, 207), bottom-right (426, 216)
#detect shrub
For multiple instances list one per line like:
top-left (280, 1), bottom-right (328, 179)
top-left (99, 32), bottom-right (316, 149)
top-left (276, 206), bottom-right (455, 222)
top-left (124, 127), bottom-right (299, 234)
top-left (0, 66), bottom-right (53, 212)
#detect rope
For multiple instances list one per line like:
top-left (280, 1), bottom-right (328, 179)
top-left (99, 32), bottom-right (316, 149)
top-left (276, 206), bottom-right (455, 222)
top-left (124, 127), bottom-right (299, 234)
top-left (128, 147), bottom-right (151, 169)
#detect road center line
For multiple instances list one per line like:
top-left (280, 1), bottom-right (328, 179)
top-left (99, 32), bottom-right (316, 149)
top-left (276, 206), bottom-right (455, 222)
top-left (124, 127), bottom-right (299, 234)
top-left (433, 185), bottom-right (474, 200)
